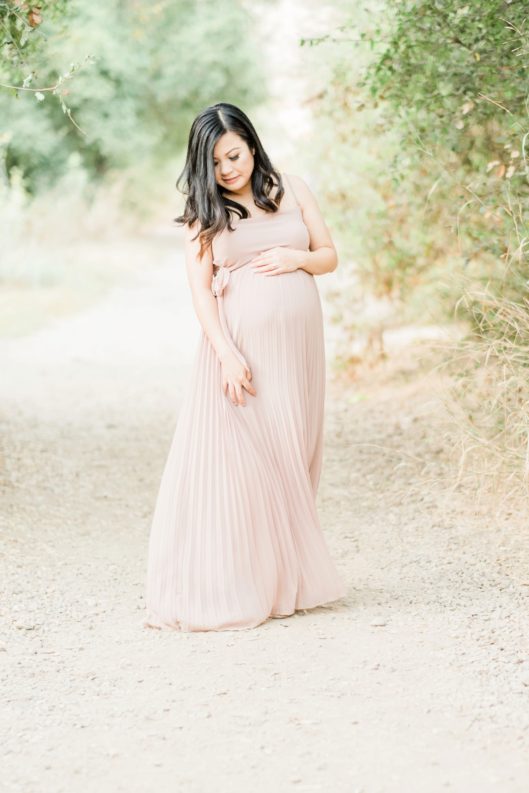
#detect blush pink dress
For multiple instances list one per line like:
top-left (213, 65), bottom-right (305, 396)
top-left (144, 175), bottom-right (347, 632)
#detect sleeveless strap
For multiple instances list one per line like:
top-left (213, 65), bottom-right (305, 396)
top-left (283, 173), bottom-right (300, 207)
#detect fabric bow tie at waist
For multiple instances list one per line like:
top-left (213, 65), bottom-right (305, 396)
top-left (211, 260), bottom-right (248, 370)
top-left (211, 265), bottom-right (230, 297)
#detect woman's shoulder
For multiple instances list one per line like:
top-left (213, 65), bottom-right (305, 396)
top-left (282, 171), bottom-right (311, 193)
top-left (280, 171), bottom-right (313, 207)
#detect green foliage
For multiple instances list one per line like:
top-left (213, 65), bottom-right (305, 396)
top-left (308, 3), bottom-right (529, 337)
top-left (365, 2), bottom-right (529, 146)
top-left (360, 1), bottom-right (529, 308)
top-left (0, 1), bottom-right (68, 72)
top-left (308, 1), bottom-right (529, 483)
top-left (0, 1), bottom-right (265, 191)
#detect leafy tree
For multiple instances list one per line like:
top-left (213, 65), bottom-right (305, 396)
top-left (0, 1), bottom-right (265, 191)
top-left (309, 1), bottom-right (529, 481)
top-left (362, 1), bottom-right (529, 306)
top-left (1, 1), bottom-right (68, 73)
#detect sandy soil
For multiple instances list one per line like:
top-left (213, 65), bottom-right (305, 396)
top-left (1, 231), bottom-right (529, 793)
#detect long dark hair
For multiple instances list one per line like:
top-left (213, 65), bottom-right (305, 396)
top-left (175, 102), bottom-right (284, 258)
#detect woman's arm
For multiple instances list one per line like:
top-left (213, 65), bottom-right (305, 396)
top-left (288, 173), bottom-right (338, 275)
top-left (183, 222), bottom-right (232, 361)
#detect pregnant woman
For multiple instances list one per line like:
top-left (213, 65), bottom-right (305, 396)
top-left (144, 102), bottom-right (347, 632)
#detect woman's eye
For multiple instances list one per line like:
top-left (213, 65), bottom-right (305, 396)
top-left (214, 155), bottom-right (239, 167)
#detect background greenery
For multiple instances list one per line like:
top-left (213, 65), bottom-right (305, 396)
top-left (1, 0), bottom-right (264, 193)
top-left (308, 0), bottom-right (529, 487)
top-left (0, 0), bottom-right (265, 333)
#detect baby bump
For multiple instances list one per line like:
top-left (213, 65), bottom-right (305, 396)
top-left (222, 264), bottom-right (323, 339)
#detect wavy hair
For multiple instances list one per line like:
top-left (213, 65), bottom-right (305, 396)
top-left (175, 102), bottom-right (284, 258)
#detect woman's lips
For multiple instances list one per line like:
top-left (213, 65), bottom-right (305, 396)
top-left (223, 175), bottom-right (239, 183)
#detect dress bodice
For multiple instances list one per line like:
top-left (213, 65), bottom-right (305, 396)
top-left (211, 206), bottom-right (311, 278)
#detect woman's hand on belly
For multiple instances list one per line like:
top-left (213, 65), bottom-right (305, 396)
top-left (250, 247), bottom-right (303, 277)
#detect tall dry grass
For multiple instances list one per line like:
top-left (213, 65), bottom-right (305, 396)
top-left (440, 286), bottom-right (529, 500)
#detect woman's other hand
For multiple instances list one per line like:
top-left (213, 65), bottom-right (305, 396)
top-left (220, 351), bottom-right (256, 406)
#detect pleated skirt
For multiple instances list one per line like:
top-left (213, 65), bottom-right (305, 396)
top-left (144, 264), bottom-right (347, 631)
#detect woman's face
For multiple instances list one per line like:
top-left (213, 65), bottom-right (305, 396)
top-left (213, 131), bottom-right (255, 192)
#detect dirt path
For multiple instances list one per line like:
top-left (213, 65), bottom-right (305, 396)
top-left (1, 232), bottom-right (529, 793)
